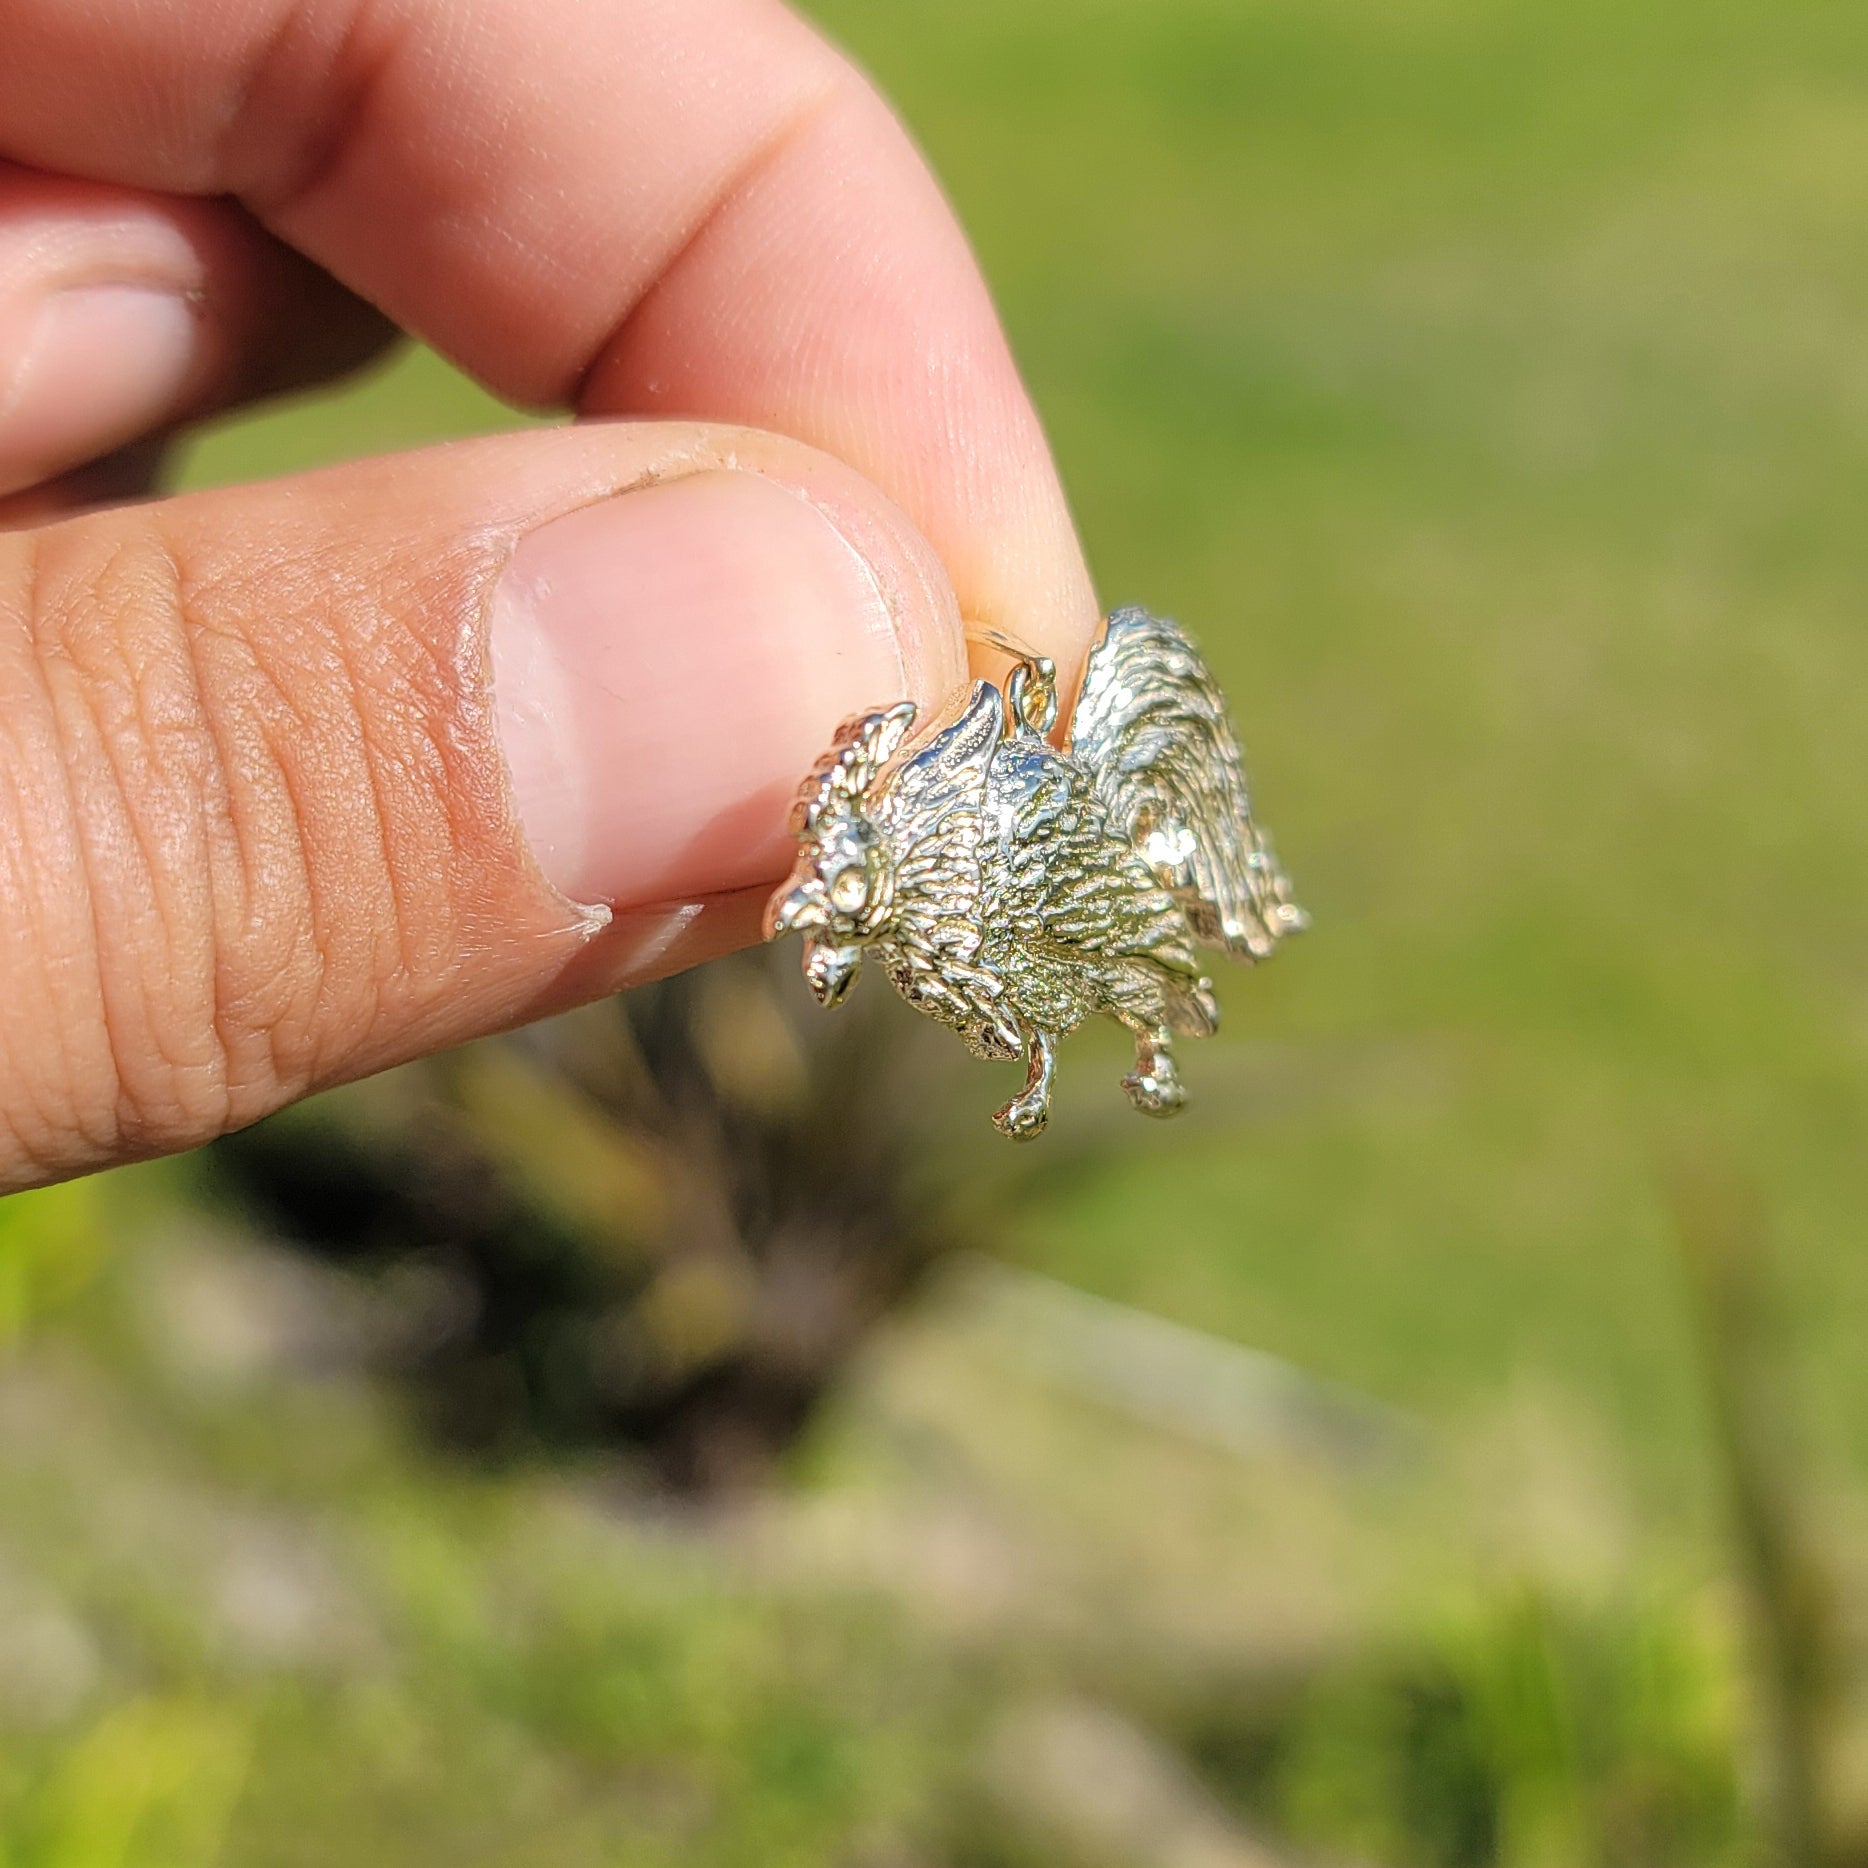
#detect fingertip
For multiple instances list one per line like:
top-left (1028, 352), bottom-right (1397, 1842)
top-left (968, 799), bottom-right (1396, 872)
top-left (0, 168), bottom-right (391, 500)
top-left (0, 283), bottom-right (208, 496)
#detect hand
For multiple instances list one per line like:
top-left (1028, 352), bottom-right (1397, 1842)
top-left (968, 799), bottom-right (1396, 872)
top-left (0, 0), bottom-right (1098, 1189)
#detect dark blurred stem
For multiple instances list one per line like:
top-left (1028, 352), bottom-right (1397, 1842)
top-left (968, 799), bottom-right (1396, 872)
top-left (1669, 1161), bottom-right (1842, 1868)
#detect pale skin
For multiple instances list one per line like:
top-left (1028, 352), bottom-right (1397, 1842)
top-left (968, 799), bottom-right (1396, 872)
top-left (0, 0), bottom-right (1102, 1190)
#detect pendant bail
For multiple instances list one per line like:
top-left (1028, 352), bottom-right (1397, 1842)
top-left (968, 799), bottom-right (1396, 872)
top-left (1006, 655), bottom-right (1058, 737)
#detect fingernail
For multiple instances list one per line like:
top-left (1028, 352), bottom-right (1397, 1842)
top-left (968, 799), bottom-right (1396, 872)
top-left (0, 286), bottom-right (204, 493)
top-left (491, 469), bottom-right (915, 909)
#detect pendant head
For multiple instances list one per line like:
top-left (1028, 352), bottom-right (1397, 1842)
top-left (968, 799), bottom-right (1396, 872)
top-left (762, 701), bottom-right (916, 1007)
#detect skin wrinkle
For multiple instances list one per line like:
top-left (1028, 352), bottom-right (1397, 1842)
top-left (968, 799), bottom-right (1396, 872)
top-left (0, 529), bottom-right (96, 1171)
top-left (24, 528), bottom-right (215, 1160)
top-left (37, 548), bottom-right (159, 1156)
top-left (242, 548), bottom-right (416, 1085)
top-left (171, 557), bottom-right (328, 1117)
top-left (283, 560), bottom-right (444, 1090)
top-left (0, 551), bottom-right (56, 1168)
top-left (108, 538), bottom-right (220, 1089)
top-left (245, 698), bottom-right (329, 1098)
top-left (146, 567), bottom-right (300, 1130)
top-left (324, 580), bottom-right (420, 1045)
top-left (70, 531), bottom-right (236, 1151)
top-left (258, 712), bottom-right (363, 1090)
top-left (219, 0), bottom-right (395, 212)
top-left (192, 530), bottom-right (427, 1108)
top-left (397, 524), bottom-right (536, 980)
top-left (371, 616), bottom-right (477, 1029)
top-left (203, 638), bottom-right (320, 1113)
top-left (293, 495), bottom-right (554, 1069)
top-left (16, 507), bottom-right (441, 1162)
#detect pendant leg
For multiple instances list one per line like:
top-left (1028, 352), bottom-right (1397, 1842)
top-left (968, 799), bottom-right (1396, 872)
top-left (992, 1028), bottom-right (1057, 1140)
top-left (1122, 1030), bottom-right (1186, 1118)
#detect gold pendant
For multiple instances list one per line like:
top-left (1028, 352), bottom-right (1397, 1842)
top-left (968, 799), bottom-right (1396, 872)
top-left (764, 609), bottom-right (1305, 1139)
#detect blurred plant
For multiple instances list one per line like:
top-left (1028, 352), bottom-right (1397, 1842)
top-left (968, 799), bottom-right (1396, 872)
top-left (1669, 1159), bottom-right (1860, 1868)
top-left (203, 946), bottom-right (1017, 1492)
top-left (0, 1698), bottom-right (248, 1868)
top-left (1137, 1586), bottom-right (1741, 1868)
top-left (0, 1184), bottom-right (105, 1350)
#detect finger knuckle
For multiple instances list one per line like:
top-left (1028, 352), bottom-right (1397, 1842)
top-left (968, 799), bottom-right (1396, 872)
top-left (2, 516), bottom-right (340, 1172)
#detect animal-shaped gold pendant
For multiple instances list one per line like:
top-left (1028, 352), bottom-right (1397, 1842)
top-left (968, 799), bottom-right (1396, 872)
top-left (764, 609), bottom-right (1305, 1138)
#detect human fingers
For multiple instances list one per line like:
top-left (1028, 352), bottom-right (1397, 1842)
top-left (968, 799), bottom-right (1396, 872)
top-left (0, 420), bottom-right (964, 1189)
top-left (0, 162), bottom-right (390, 501)
top-left (0, 0), bottom-right (1098, 671)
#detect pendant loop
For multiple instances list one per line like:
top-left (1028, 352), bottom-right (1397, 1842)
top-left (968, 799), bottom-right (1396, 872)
top-left (1006, 655), bottom-right (1058, 737)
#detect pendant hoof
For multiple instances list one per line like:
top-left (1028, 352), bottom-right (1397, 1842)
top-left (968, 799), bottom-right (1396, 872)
top-left (992, 1096), bottom-right (1051, 1141)
top-left (1122, 1054), bottom-right (1186, 1118)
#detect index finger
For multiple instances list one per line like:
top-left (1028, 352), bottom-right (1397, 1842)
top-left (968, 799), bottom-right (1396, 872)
top-left (0, 0), bottom-right (1098, 669)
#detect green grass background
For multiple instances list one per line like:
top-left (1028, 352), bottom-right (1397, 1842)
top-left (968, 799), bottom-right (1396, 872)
top-left (6, 0), bottom-right (1866, 1861)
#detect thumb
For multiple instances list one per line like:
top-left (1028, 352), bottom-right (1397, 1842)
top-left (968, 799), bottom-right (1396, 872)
top-left (0, 422), bottom-right (965, 1189)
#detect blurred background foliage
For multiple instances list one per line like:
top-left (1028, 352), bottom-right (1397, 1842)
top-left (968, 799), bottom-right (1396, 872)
top-left (4, 0), bottom-right (1868, 1862)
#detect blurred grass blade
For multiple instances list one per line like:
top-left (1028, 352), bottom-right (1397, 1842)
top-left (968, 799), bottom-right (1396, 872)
top-left (1669, 1157), bottom-right (1850, 1868)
